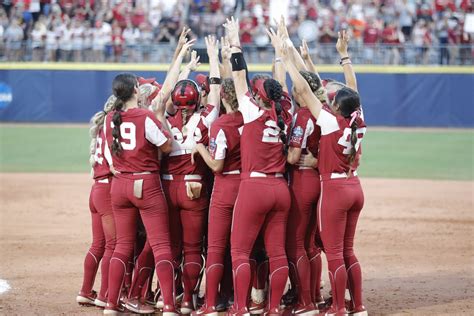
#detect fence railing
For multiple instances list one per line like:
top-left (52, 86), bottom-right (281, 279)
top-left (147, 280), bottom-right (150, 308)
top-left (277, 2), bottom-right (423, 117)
top-left (1, 41), bottom-right (472, 65)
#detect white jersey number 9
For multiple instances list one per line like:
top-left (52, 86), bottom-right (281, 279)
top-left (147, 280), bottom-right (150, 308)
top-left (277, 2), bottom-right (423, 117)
top-left (110, 121), bottom-right (137, 151)
top-left (338, 127), bottom-right (367, 155)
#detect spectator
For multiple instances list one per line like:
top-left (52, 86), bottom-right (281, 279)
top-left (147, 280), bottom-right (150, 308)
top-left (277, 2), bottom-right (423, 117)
top-left (412, 19), bottom-right (431, 64)
top-left (123, 22), bottom-right (140, 62)
top-left (58, 20), bottom-right (73, 61)
top-left (437, 13), bottom-right (450, 64)
top-left (45, 24), bottom-right (58, 62)
top-left (71, 19), bottom-right (84, 62)
top-left (363, 17), bottom-right (380, 64)
top-left (398, 0), bottom-right (416, 40)
top-left (381, 20), bottom-right (402, 64)
top-left (4, 18), bottom-right (24, 61)
top-left (31, 20), bottom-right (46, 61)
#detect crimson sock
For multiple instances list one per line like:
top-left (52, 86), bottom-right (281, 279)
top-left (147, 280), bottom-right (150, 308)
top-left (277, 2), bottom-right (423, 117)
top-left (155, 255), bottom-right (176, 306)
top-left (182, 253), bottom-right (203, 303)
top-left (327, 259), bottom-right (347, 312)
top-left (80, 250), bottom-right (103, 294)
top-left (205, 252), bottom-right (224, 307)
top-left (129, 246), bottom-right (154, 298)
top-left (308, 250), bottom-right (322, 302)
top-left (268, 258), bottom-right (289, 310)
top-left (232, 258), bottom-right (251, 310)
top-left (98, 255), bottom-right (111, 299)
top-left (107, 252), bottom-right (129, 306)
top-left (345, 255), bottom-right (363, 309)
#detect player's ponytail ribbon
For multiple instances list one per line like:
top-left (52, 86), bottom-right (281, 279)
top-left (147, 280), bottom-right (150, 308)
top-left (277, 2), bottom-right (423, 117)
top-left (349, 110), bottom-right (360, 126)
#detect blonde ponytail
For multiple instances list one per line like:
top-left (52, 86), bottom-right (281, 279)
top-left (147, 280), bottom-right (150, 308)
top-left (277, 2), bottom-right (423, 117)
top-left (89, 95), bottom-right (116, 167)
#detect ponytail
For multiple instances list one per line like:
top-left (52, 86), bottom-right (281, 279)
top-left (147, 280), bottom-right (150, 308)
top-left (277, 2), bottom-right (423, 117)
top-left (110, 73), bottom-right (138, 156)
top-left (348, 120), bottom-right (358, 166)
top-left (89, 95), bottom-right (116, 166)
top-left (111, 98), bottom-right (124, 156)
top-left (263, 79), bottom-right (287, 155)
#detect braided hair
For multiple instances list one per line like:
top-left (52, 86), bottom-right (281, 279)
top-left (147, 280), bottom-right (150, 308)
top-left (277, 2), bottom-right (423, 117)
top-left (334, 87), bottom-right (361, 165)
top-left (89, 95), bottom-right (116, 167)
top-left (111, 73), bottom-right (137, 156)
top-left (263, 79), bottom-right (287, 154)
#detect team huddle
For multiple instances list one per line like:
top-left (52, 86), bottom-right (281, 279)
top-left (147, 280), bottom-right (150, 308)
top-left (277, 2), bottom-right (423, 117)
top-left (76, 16), bottom-right (367, 316)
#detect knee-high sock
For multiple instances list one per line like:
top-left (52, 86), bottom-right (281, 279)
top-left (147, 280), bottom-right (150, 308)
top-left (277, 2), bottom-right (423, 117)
top-left (345, 255), bottom-right (362, 309)
top-left (182, 253), bottom-right (203, 302)
top-left (232, 258), bottom-right (251, 310)
top-left (155, 256), bottom-right (176, 307)
top-left (81, 249), bottom-right (103, 294)
top-left (205, 252), bottom-right (225, 307)
top-left (107, 253), bottom-right (129, 306)
top-left (268, 258), bottom-right (289, 310)
top-left (308, 250), bottom-right (322, 303)
top-left (129, 246), bottom-right (154, 299)
top-left (327, 259), bottom-right (347, 312)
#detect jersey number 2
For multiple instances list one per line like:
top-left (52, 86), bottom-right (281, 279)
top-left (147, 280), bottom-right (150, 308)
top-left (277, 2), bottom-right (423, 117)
top-left (338, 127), bottom-right (366, 154)
top-left (262, 120), bottom-right (281, 143)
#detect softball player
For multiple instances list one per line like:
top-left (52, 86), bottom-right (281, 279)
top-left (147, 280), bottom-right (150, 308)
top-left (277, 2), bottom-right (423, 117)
top-left (285, 71), bottom-right (323, 315)
top-left (223, 17), bottom-right (293, 315)
top-left (280, 30), bottom-right (367, 316)
top-left (103, 40), bottom-right (190, 314)
top-left (190, 72), bottom-right (244, 314)
top-left (76, 95), bottom-right (117, 308)
top-left (161, 36), bottom-right (220, 315)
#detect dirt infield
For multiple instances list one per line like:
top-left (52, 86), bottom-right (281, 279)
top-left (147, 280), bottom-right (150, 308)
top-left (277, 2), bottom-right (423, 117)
top-left (0, 174), bottom-right (472, 315)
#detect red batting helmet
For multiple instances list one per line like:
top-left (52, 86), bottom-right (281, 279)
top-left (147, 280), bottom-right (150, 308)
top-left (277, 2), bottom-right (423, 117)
top-left (195, 74), bottom-right (210, 94)
top-left (171, 80), bottom-right (201, 111)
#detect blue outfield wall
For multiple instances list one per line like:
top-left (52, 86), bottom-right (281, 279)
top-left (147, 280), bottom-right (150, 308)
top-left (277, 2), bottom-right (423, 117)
top-left (0, 66), bottom-right (473, 127)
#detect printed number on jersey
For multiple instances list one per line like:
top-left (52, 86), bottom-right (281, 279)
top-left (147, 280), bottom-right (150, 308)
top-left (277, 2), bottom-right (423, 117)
top-left (111, 121), bottom-right (137, 150)
top-left (94, 136), bottom-right (104, 164)
top-left (171, 126), bottom-right (203, 143)
top-left (338, 127), bottom-right (367, 154)
top-left (262, 120), bottom-right (281, 143)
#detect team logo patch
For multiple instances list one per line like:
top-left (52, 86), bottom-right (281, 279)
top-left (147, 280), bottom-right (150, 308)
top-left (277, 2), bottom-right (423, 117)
top-left (209, 138), bottom-right (217, 156)
top-left (291, 126), bottom-right (304, 143)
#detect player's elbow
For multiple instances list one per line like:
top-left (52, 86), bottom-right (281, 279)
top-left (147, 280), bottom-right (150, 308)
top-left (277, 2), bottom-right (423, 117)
top-left (159, 139), bottom-right (173, 154)
top-left (211, 160), bottom-right (225, 173)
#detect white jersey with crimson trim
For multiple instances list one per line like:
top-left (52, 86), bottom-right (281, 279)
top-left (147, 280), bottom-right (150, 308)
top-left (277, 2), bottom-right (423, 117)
top-left (316, 106), bottom-right (367, 175)
top-left (161, 103), bottom-right (219, 175)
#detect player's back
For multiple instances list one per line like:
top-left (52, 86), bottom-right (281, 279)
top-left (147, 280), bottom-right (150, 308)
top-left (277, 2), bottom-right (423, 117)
top-left (317, 106), bottom-right (367, 176)
top-left (105, 108), bottom-right (168, 173)
top-left (209, 111), bottom-right (244, 173)
top-left (92, 127), bottom-right (113, 180)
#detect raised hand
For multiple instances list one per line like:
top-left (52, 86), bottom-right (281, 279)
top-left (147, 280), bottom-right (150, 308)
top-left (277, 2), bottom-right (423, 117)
top-left (275, 15), bottom-right (289, 39)
top-left (177, 27), bottom-right (191, 49)
top-left (186, 50), bottom-right (201, 71)
top-left (205, 35), bottom-right (219, 59)
top-left (151, 90), bottom-right (166, 117)
top-left (336, 29), bottom-right (350, 57)
top-left (300, 39), bottom-right (310, 60)
top-left (220, 36), bottom-right (231, 60)
top-left (223, 17), bottom-right (240, 48)
top-left (179, 37), bottom-right (196, 58)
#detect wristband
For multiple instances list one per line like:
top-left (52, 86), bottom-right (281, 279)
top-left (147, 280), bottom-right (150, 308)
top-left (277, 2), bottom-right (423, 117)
top-left (209, 77), bottom-right (221, 85)
top-left (341, 61), bottom-right (352, 66)
top-left (275, 57), bottom-right (282, 63)
top-left (231, 52), bottom-right (247, 71)
top-left (339, 56), bottom-right (350, 65)
top-left (230, 45), bottom-right (242, 50)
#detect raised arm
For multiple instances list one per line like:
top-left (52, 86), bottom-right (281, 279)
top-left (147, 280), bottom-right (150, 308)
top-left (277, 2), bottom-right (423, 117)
top-left (300, 39), bottom-right (320, 78)
top-left (171, 27), bottom-right (191, 66)
top-left (267, 27), bottom-right (288, 93)
top-left (223, 17), bottom-right (251, 103)
top-left (205, 35), bottom-right (221, 107)
top-left (275, 16), bottom-right (307, 72)
top-left (219, 36), bottom-right (232, 79)
top-left (336, 30), bottom-right (357, 92)
top-left (178, 50), bottom-right (201, 81)
top-left (150, 90), bottom-right (173, 154)
top-left (279, 36), bottom-right (324, 119)
top-left (164, 38), bottom-right (197, 115)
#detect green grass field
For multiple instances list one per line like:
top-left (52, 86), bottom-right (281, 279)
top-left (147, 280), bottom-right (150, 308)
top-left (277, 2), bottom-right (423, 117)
top-left (0, 125), bottom-right (472, 180)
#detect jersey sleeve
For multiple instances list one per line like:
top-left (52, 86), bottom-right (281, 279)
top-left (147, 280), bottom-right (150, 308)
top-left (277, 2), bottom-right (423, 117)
top-left (239, 92), bottom-right (264, 124)
top-left (209, 124), bottom-right (227, 160)
top-left (145, 115), bottom-right (169, 147)
top-left (201, 103), bottom-right (219, 128)
top-left (289, 112), bottom-right (314, 149)
top-left (316, 108), bottom-right (340, 136)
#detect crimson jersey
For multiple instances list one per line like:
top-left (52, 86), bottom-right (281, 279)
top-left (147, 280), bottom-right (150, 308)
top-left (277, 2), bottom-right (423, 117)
top-left (289, 107), bottom-right (321, 157)
top-left (161, 104), bottom-right (219, 175)
top-left (92, 127), bottom-right (113, 180)
top-left (104, 108), bottom-right (170, 173)
top-left (208, 111), bottom-right (244, 173)
top-left (316, 106), bottom-right (367, 175)
top-left (239, 92), bottom-right (293, 175)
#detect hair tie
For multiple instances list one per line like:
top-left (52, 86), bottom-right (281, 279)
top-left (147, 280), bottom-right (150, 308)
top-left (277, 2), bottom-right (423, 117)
top-left (349, 110), bottom-right (360, 126)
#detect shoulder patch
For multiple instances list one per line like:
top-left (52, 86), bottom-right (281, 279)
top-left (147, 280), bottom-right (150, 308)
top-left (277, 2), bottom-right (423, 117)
top-left (291, 126), bottom-right (304, 143)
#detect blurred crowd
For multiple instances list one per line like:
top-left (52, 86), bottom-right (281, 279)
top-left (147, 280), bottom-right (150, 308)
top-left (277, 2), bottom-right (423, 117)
top-left (1, 0), bottom-right (473, 65)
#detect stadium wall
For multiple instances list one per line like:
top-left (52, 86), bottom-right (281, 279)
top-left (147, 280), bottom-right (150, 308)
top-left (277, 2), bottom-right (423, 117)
top-left (0, 64), bottom-right (473, 127)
